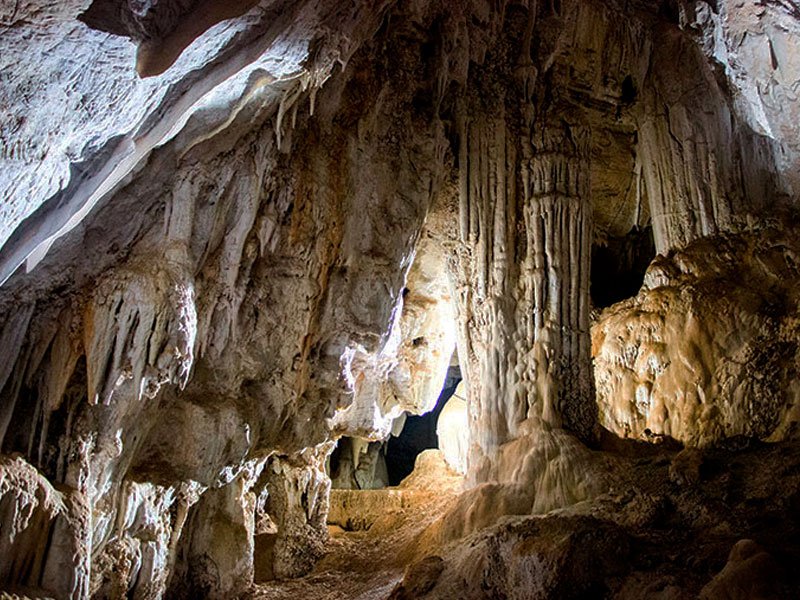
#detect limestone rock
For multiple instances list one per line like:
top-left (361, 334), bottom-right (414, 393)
top-left (699, 539), bottom-right (783, 600)
top-left (593, 227), bottom-right (800, 446)
top-left (423, 515), bottom-right (632, 599)
top-left (0, 0), bottom-right (799, 596)
top-left (669, 448), bottom-right (704, 486)
top-left (388, 555), bottom-right (444, 600)
top-left (436, 382), bottom-right (469, 475)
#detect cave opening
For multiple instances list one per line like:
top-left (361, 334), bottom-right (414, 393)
top-left (384, 364), bottom-right (462, 486)
top-left (327, 363), bottom-right (462, 490)
top-left (590, 225), bottom-right (656, 308)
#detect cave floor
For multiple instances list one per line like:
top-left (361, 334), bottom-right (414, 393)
top-left (247, 441), bottom-right (800, 599)
top-left (249, 451), bottom-right (463, 600)
top-left (248, 526), bottom-right (414, 600)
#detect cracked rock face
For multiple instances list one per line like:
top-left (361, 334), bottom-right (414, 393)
top-left (0, 0), bottom-right (799, 597)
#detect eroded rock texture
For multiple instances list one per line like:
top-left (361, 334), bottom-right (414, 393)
top-left (1, 2), bottom-right (453, 595)
top-left (1, 0), bottom-right (799, 597)
top-left (594, 226), bottom-right (800, 445)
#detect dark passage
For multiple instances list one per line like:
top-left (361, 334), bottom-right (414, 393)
top-left (591, 225), bottom-right (656, 308)
top-left (384, 365), bottom-right (461, 486)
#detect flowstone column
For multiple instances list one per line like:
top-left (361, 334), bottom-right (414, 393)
top-left (520, 124), bottom-right (595, 440)
top-left (453, 99), bottom-right (596, 483)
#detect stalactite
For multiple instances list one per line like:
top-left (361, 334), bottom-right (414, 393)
top-left (1, 0), bottom-right (798, 596)
top-left (520, 124), bottom-right (594, 437)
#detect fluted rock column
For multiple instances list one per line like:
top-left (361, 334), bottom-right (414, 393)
top-left (521, 125), bottom-right (594, 440)
top-left (453, 101), bottom-right (596, 483)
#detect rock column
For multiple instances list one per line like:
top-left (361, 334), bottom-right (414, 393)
top-left (453, 100), bottom-right (595, 483)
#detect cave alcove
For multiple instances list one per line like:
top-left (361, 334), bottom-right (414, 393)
top-left (590, 225), bottom-right (656, 308)
top-left (384, 364), bottom-right (462, 486)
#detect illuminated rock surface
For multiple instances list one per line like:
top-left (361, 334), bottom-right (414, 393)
top-left (436, 382), bottom-right (468, 475)
top-left (593, 226), bottom-right (800, 446)
top-left (1, 0), bottom-right (799, 598)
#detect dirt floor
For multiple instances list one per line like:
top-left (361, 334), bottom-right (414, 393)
top-left (249, 451), bottom-right (463, 600)
top-left (247, 439), bottom-right (800, 600)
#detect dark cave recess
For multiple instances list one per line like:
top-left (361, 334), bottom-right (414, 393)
top-left (385, 365), bottom-right (462, 486)
top-left (591, 225), bottom-right (655, 309)
top-left (329, 365), bottom-right (462, 489)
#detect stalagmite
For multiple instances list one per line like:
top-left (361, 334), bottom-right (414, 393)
top-left (168, 463), bottom-right (262, 598)
top-left (0, 454), bottom-right (89, 599)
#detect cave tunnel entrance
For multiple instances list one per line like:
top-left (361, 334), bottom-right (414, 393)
top-left (384, 364), bottom-right (461, 486)
top-left (590, 225), bottom-right (656, 309)
top-left (328, 363), bottom-right (462, 489)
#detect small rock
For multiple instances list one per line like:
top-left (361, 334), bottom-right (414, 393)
top-left (388, 555), bottom-right (445, 600)
top-left (699, 539), bottom-right (782, 600)
top-left (669, 448), bottom-right (704, 486)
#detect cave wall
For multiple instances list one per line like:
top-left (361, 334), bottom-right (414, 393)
top-left (0, 2), bottom-right (455, 595)
top-left (638, 13), bottom-right (788, 253)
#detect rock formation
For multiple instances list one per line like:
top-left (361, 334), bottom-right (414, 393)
top-left (594, 226), bottom-right (800, 445)
top-left (1, 0), bottom-right (799, 598)
top-left (436, 382), bottom-right (469, 475)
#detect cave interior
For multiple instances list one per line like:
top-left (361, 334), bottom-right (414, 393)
top-left (1, 0), bottom-right (800, 598)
